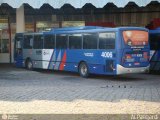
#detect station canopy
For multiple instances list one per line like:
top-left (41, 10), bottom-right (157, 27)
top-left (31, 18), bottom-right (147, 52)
top-left (0, 0), bottom-right (160, 8)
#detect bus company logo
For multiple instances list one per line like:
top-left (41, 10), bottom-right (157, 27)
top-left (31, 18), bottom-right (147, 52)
top-left (101, 52), bottom-right (113, 58)
top-left (84, 53), bottom-right (94, 57)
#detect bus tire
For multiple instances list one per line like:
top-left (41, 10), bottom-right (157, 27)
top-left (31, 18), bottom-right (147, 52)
top-left (26, 59), bottom-right (33, 70)
top-left (78, 62), bottom-right (89, 78)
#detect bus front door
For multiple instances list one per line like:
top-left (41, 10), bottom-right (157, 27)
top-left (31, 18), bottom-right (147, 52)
top-left (14, 34), bottom-right (23, 67)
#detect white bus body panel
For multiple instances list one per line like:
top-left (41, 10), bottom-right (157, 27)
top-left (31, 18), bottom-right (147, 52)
top-left (23, 49), bottom-right (54, 69)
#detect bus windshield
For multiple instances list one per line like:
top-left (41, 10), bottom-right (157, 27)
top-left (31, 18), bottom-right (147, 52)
top-left (122, 30), bottom-right (148, 46)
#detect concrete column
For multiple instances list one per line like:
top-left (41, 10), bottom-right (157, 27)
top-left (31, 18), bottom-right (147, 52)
top-left (16, 5), bottom-right (25, 33)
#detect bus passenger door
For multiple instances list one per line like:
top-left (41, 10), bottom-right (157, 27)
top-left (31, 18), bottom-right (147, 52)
top-left (106, 59), bottom-right (115, 72)
top-left (102, 51), bottom-right (116, 74)
top-left (14, 34), bottom-right (23, 67)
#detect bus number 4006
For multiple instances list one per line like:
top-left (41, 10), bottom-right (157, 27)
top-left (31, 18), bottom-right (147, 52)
top-left (101, 52), bottom-right (113, 58)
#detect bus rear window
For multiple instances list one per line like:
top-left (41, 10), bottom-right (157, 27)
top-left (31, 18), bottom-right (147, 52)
top-left (123, 30), bottom-right (148, 46)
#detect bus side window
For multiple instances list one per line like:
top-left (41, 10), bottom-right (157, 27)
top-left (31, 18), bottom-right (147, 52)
top-left (83, 33), bottom-right (98, 49)
top-left (33, 35), bottom-right (43, 49)
top-left (23, 35), bottom-right (33, 49)
top-left (69, 34), bottom-right (82, 49)
top-left (44, 35), bottom-right (55, 49)
top-left (99, 32), bottom-right (115, 49)
top-left (56, 34), bottom-right (68, 49)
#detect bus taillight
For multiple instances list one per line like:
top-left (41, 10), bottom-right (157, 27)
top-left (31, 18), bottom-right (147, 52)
top-left (126, 54), bottom-right (132, 59)
top-left (143, 52), bottom-right (148, 59)
top-left (125, 54), bottom-right (135, 62)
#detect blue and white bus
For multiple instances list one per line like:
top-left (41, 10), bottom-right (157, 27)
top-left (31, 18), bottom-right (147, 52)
top-left (14, 26), bottom-right (150, 77)
top-left (149, 28), bottom-right (160, 72)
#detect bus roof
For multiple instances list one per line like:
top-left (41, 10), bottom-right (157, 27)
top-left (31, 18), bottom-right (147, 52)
top-left (51, 26), bottom-right (105, 31)
top-left (45, 26), bottom-right (148, 34)
top-left (16, 26), bottom-right (148, 35)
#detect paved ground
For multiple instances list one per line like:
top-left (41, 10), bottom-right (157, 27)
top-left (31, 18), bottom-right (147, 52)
top-left (0, 64), bottom-right (159, 114)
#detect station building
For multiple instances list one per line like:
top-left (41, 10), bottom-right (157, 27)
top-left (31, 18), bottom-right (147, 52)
top-left (0, 0), bottom-right (160, 63)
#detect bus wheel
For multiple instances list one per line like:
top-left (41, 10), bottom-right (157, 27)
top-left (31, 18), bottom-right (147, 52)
top-left (26, 59), bottom-right (33, 70)
top-left (79, 62), bottom-right (89, 78)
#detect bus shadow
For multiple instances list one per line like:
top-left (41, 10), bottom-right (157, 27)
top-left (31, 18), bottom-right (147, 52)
top-left (89, 74), bottom-right (145, 81)
top-left (36, 68), bottom-right (146, 81)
